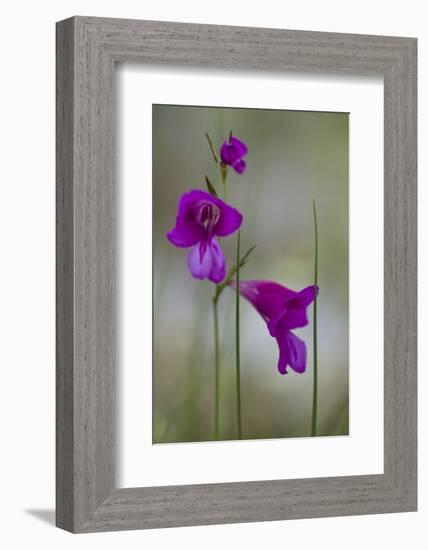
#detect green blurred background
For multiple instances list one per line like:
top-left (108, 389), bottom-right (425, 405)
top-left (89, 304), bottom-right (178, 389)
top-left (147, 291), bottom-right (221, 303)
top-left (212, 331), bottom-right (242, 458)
top-left (152, 104), bottom-right (349, 443)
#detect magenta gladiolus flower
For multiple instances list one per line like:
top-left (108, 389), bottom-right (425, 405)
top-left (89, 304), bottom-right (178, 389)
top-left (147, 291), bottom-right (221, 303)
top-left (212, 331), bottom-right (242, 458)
top-left (220, 135), bottom-right (248, 174)
top-left (231, 280), bottom-right (318, 375)
top-left (167, 190), bottom-right (243, 283)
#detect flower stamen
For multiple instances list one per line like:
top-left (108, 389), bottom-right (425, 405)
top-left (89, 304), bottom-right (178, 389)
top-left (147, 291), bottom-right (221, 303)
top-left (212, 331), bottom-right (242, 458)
top-left (195, 201), bottom-right (220, 233)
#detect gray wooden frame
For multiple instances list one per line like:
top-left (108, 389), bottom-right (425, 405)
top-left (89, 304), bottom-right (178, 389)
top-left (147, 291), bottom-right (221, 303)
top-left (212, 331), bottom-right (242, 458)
top-left (56, 16), bottom-right (417, 533)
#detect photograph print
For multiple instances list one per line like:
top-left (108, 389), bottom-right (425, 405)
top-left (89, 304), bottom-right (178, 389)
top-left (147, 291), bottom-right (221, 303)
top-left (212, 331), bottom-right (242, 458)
top-left (152, 104), bottom-right (349, 444)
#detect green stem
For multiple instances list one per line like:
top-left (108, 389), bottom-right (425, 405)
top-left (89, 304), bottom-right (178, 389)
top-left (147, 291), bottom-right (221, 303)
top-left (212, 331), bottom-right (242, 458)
top-left (209, 136), bottom-right (228, 442)
top-left (311, 199), bottom-right (318, 437)
top-left (213, 296), bottom-right (220, 440)
top-left (235, 231), bottom-right (242, 439)
top-left (221, 169), bottom-right (228, 200)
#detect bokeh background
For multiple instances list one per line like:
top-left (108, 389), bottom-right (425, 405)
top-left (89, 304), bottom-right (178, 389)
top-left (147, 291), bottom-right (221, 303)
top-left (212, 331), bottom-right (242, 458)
top-left (153, 104), bottom-right (348, 443)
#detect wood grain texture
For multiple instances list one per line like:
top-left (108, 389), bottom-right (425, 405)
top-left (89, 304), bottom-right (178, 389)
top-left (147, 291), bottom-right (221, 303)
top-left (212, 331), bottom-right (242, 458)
top-left (56, 18), bottom-right (76, 532)
top-left (56, 16), bottom-right (417, 533)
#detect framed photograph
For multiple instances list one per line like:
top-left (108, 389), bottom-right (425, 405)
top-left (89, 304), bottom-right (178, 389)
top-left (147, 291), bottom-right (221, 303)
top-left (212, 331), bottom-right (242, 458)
top-left (56, 16), bottom-right (417, 532)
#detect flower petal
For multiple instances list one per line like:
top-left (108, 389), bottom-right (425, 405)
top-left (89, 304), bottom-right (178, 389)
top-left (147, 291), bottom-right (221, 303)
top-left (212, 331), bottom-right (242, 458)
top-left (187, 241), bottom-right (212, 280)
top-left (276, 331), bottom-right (307, 375)
top-left (293, 285), bottom-right (319, 307)
top-left (176, 189), bottom-right (213, 217)
top-left (232, 280), bottom-right (298, 322)
top-left (166, 218), bottom-right (203, 247)
top-left (230, 136), bottom-right (248, 157)
top-left (214, 199), bottom-right (243, 236)
top-left (167, 190), bottom-right (214, 247)
top-left (277, 285), bottom-right (319, 330)
top-left (220, 141), bottom-right (241, 166)
top-left (220, 137), bottom-right (248, 169)
top-left (232, 159), bottom-right (246, 174)
top-left (208, 239), bottom-right (227, 283)
top-left (274, 309), bottom-right (308, 331)
top-left (187, 239), bottom-right (226, 283)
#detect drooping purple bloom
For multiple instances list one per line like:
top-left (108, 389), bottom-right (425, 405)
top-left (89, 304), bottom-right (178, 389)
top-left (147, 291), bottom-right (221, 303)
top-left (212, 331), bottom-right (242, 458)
top-left (167, 189), bottom-right (243, 283)
top-left (231, 280), bottom-right (318, 375)
top-left (220, 135), bottom-right (248, 174)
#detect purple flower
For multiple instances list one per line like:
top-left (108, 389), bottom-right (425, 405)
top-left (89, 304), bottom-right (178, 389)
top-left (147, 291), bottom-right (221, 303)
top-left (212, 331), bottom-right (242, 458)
top-left (167, 190), bottom-right (243, 283)
top-left (231, 280), bottom-right (318, 375)
top-left (220, 135), bottom-right (248, 174)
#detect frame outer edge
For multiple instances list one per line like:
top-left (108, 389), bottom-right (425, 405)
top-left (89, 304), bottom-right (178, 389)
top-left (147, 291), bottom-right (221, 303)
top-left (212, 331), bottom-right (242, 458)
top-left (56, 16), bottom-right (76, 532)
top-left (73, 15), bottom-right (116, 531)
top-left (383, 39), bottom-right (417, 511)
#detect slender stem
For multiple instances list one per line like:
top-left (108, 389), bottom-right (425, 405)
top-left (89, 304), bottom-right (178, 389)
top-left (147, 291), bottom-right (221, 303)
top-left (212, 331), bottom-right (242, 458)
top-left (221, 169), bottom-right (228, 200)
top-left (311, 199), bottom-right (319, 437)
top-left (210, 137), bottom-right (229, 442)
top-left (213, 296), bottom-right (220, 440)
top-left (235, 231), bottom-right (242, 439)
